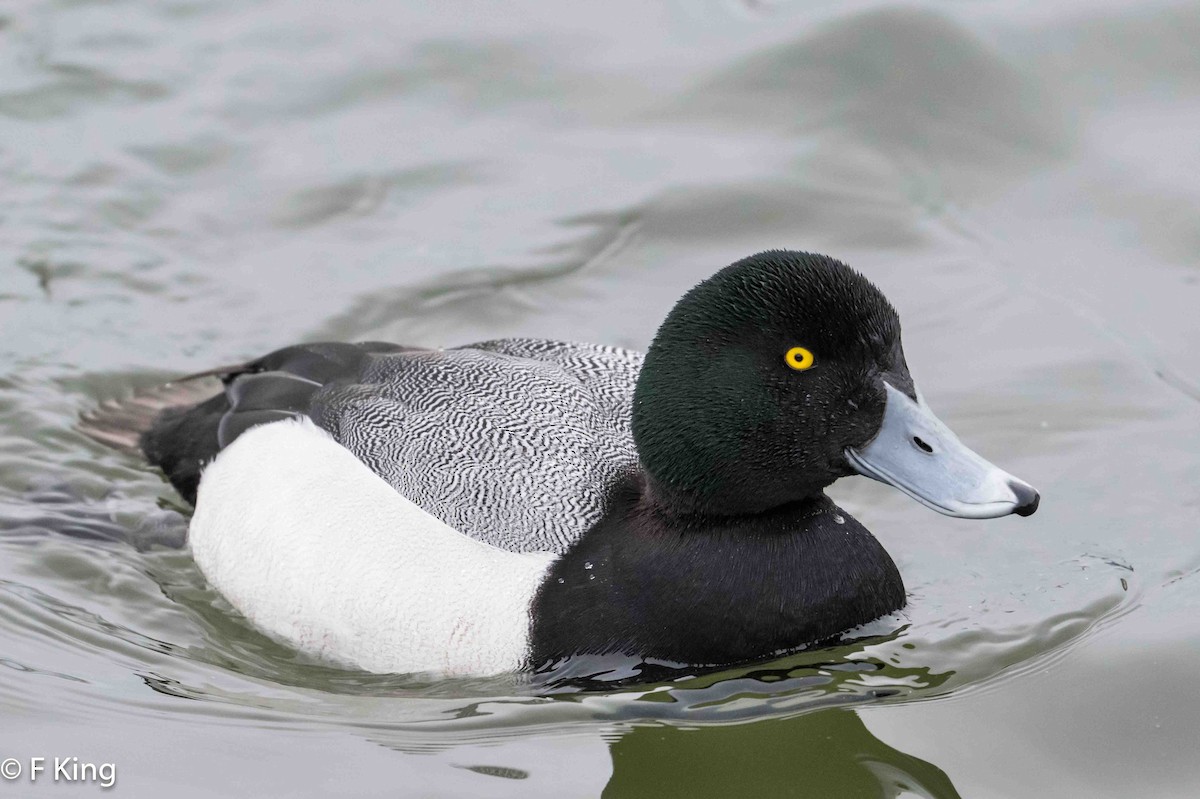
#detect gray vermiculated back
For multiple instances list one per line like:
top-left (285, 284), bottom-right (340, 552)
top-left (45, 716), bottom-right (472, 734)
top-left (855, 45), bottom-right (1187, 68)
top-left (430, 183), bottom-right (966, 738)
top-left (309, 339), bottom-right (643, 554)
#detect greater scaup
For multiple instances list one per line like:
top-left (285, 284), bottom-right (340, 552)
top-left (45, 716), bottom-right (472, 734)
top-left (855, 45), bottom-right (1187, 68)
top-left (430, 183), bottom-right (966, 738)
top-left (82, 250), bottom-right (1038, 675)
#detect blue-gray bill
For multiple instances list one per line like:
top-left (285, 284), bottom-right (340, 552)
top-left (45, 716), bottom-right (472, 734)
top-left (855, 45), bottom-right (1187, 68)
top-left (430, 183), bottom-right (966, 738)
top-left (845, 383), bottom-right (1040, 519)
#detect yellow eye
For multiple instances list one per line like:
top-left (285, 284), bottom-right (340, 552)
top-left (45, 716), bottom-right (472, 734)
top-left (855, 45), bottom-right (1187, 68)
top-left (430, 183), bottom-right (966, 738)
top-left (785, 346), bottom-right (815, 371)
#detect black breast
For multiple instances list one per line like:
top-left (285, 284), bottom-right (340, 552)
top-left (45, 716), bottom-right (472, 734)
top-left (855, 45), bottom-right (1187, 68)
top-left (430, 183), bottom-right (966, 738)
top-left (527, 481), bottom-right (905, 670)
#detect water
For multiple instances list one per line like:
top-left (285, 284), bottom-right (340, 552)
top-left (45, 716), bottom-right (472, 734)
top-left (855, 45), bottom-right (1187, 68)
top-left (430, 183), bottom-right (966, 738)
top-left (2, 1), bottom-right (1199, 795)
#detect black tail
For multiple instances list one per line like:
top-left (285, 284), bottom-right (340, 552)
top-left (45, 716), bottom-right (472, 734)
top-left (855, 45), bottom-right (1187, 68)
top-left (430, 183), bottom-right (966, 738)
top-left (79, 377), bottom-right (225, 457)
top-left (79, 341), bottom-right (416, 504)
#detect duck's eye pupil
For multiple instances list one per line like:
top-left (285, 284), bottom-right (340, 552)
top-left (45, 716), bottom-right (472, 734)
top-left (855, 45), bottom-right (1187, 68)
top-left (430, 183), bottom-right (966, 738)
top-left (785, 347), bottom-right (815, 371)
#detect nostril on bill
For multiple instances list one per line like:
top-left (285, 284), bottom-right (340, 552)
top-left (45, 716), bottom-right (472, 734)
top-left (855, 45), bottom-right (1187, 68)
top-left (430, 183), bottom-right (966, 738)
top-left (912, 436), bottom-right (933, 453)
top-left (1009, 481), bottom-right (1040, 517)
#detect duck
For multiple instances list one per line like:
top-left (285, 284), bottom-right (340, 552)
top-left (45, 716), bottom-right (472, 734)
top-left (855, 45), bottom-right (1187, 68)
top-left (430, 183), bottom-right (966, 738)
top-left (81, 250), bottom-right (1039, 677)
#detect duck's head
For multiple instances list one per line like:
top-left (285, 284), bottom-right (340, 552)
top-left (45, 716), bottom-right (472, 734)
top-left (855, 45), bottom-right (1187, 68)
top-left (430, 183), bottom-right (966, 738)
top-left (632, 250), bottom-right (1039, 519)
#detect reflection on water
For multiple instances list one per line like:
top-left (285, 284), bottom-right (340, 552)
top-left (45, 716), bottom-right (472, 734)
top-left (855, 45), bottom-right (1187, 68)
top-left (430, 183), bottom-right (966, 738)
top-left (3, 0), bottom-right (1200, 796)
top-left (605, 709), bottom-right (960, 799)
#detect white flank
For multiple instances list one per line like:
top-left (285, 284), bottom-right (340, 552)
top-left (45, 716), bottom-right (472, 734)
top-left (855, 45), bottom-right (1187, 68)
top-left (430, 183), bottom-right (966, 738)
top-left (189, 418), bottom-right (555, 676)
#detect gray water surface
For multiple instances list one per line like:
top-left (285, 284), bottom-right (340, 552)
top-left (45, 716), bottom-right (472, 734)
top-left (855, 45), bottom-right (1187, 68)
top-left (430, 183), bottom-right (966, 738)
top-left (2, 1), bottom-right (1199, 796)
